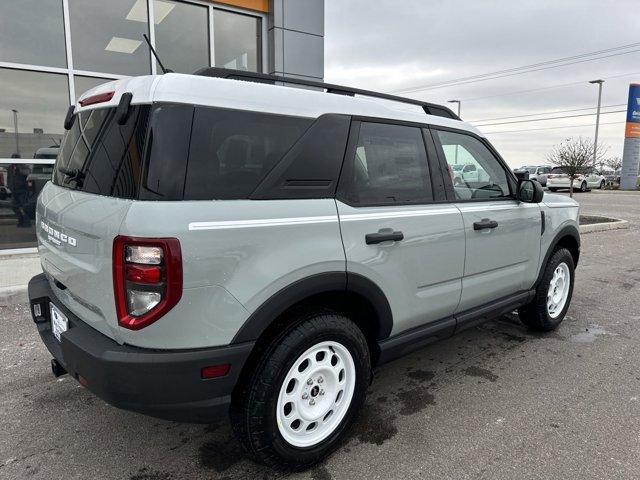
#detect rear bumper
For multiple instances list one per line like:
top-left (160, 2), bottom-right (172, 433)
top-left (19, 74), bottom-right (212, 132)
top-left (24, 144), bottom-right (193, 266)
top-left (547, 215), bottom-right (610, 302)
top-left (28, 273), bottom-right (254, 423)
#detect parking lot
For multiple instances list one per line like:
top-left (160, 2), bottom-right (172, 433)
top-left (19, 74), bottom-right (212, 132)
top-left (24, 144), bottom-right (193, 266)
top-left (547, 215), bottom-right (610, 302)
top-left (2, 190), bottom-right (640, 480)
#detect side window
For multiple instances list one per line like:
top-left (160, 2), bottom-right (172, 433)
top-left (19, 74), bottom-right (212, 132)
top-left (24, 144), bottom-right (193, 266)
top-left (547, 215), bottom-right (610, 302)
top-left (341, 122), bottom-right (433, 206)
top-left (434, 130), bottom-right (512, 201)
top-left (184, 108), bottom-right (312, 200)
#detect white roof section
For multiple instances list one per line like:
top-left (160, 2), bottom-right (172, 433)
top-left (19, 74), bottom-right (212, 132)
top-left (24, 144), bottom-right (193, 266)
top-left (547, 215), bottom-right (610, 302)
top-left (75, 73), bottom-right (481, 135)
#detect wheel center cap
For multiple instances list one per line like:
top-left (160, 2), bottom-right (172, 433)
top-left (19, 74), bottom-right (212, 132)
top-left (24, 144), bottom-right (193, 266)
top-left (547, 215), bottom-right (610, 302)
top-left (310, 385), bottom-right (319, 397)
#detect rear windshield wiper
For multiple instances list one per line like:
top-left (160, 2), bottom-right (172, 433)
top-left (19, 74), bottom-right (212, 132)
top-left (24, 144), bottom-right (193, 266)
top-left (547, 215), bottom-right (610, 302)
top-left (58, 167), bottom-right (85, 184)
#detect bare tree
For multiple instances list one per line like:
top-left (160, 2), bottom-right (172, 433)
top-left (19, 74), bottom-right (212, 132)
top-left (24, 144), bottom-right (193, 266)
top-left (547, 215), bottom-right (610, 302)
top-left (606, 156), bottom-right (623, 172)
top-left (546, 137), bottom-right (608, 197)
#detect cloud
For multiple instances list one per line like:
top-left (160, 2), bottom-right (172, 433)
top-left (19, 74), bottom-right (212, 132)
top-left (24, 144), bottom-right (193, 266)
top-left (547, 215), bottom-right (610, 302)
top-left (325, 0), bottom-right (640, 166)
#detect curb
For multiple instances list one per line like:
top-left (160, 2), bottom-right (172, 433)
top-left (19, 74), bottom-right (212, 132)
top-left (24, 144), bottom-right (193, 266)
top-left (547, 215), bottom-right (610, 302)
top-left (0, 285), bottom-right (28, 307)
top-left (579, 218), bottom-right (629, 234)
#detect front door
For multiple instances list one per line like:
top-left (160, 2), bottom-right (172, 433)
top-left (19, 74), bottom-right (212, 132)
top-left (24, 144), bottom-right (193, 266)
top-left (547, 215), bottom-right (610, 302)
top-left (336, 120), bottom-right (465, 337)
top-left (431, 128), bottom-right (541, 313)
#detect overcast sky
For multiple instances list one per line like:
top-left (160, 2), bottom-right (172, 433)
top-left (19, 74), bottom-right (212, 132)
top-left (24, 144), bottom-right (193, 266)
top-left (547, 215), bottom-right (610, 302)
top-left (324, 0), bottom-right (639, 167)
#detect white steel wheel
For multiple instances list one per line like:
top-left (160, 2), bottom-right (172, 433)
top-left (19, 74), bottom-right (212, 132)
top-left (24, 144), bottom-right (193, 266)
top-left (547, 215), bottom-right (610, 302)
top-left (547, 262), bottom-right (571, 318)
top-left (276, 341), bottom-right (356, 448)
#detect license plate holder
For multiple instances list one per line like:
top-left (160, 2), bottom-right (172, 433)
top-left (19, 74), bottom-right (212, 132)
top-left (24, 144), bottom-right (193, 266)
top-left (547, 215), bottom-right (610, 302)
top-left (50, 303), bottom-right (68, 342)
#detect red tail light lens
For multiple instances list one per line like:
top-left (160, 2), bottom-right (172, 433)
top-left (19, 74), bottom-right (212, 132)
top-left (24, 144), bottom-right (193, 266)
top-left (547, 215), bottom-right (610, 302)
top-left (79, 91), bottom-right (115, 107)
top-left (113, 236), bottom-right (182, 330)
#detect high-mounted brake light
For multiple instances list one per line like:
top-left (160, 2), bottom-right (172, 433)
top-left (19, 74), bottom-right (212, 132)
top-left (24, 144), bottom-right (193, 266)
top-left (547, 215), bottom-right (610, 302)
top-left (79, 91), bottom-right (115, 107)
top-left (113, 236), bottom-right (182, 330)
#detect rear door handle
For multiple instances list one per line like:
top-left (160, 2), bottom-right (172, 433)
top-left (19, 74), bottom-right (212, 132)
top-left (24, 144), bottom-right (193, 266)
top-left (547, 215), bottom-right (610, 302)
top-left (365, 230), bottom-right (404, 245)
top-left (473, 218), bottom-right (499, 230)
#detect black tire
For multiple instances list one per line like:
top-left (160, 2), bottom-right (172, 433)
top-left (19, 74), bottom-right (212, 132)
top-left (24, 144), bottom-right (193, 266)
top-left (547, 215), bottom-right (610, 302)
top-left (548, 188), bottom-right (557, 192)
top-left (230, 311), bottom-right (370, 470)
top-left (580, 181), bottom-right (587, 192)
top-left (518, 247), bottom-right (575, 331)
top-left (599, 180), bottom-right (605, 189)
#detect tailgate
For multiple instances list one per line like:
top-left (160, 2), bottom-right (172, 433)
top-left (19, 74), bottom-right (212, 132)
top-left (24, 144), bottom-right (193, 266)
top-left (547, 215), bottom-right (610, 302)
top-left (37, 183), bottom-right (132, 341)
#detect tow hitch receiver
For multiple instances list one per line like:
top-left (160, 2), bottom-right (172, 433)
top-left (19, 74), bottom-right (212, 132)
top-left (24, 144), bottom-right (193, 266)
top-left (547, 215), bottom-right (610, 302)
top-left (51, 358), bottom-right (67, 378)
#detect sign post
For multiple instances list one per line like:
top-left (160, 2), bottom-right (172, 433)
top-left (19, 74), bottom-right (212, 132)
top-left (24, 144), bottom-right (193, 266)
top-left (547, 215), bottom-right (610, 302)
top-left (620, 84), bottom-right (640, 190)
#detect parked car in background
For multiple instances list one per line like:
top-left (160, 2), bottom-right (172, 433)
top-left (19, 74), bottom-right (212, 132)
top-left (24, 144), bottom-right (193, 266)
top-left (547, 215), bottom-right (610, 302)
top-left (514, 165), bottom-right (553, 186)
top-left (547, 166), bottom-right (605, 192)
top-left (451, 163), bottom-right (489, 185)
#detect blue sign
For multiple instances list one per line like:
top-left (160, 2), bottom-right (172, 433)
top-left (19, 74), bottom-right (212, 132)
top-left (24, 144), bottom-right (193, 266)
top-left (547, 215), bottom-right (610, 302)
top-left (626, 83), bottom-right (640, 124)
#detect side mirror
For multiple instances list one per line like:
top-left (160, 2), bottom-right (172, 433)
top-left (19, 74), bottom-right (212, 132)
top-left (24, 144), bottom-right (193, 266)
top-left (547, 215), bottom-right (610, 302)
top-left (518, 179), bottom-right (544, 203)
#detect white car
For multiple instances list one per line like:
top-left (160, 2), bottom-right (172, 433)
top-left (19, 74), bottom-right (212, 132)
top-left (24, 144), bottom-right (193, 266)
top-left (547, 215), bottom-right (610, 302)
top-left (547, 167), bottom-right (605, 192)
top-left (452, 163), bottom-right (489, 185)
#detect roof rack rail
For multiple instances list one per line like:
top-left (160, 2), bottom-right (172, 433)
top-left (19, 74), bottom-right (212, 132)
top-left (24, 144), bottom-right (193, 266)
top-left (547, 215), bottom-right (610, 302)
top-left (193, 67), bottom-right (461, 121)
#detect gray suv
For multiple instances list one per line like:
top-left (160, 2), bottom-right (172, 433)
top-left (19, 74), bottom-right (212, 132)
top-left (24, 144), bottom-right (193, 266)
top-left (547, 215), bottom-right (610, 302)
top-left (28, 69), bottom-right (580, 469)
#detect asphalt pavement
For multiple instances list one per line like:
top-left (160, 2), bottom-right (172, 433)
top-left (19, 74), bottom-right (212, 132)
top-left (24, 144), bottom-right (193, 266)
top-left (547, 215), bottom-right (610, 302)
top-left (2, 190), bottom-right (640, 480)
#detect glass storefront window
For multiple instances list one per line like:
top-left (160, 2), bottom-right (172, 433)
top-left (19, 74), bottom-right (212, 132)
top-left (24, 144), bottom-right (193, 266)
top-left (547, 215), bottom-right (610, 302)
top-left (0, 0), bottom-right (67, 68)
top-left (0, 69), bottom-right (68, 159)
top-left (68, 0), bottom-right (150, 76)
top-left (74, 76), bottom-right (113, 101)
top-left (153, 0), bottom-right (210, 74)
top-left (0, 161), bottom-right (53, 248)
top-left (214, 9), bottom-right (261, 72)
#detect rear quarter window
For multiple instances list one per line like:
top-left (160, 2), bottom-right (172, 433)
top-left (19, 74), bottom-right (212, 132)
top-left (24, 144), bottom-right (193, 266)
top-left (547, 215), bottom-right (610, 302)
top-left (183, 107), bottom-right (313, 200)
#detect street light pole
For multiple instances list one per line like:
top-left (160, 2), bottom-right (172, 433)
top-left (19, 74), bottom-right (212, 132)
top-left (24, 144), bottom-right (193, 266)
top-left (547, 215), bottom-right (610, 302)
top-left (11, 109), bottom-right (20, 158)
top-left (448, 100), bottom-right (461, 164)
top-left (589, 80), bottom-right (604, 167)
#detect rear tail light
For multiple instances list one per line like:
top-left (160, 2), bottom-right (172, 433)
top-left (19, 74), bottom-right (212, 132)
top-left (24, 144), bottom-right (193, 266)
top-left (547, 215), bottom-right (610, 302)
top-left (113, 236), bottom-right (182, 330)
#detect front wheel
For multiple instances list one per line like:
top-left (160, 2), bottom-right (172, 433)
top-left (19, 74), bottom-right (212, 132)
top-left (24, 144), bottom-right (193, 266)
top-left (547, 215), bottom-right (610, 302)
top-left (231, 311), bottom-right (370, 470)
top-left (600, 180), bottom-right (605, 189)
top-left (518, 247), bottom-right (575, 331)
top-left (580, 181), bottom-right (588, 192)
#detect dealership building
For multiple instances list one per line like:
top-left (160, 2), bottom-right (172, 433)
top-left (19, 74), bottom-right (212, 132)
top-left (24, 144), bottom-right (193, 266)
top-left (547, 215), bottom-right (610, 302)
top-left (0, 0), bottom-right (325, 251)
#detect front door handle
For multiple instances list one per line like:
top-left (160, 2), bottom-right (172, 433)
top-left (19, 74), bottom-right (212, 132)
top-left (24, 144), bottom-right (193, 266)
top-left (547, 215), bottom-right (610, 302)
top-left (473, 218), bottom-right (499, 230)
top-left (365, 229), bottom-right (404, 245)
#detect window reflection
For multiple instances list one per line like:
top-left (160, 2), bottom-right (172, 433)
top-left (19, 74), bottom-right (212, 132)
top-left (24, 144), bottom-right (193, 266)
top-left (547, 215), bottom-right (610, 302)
top-left (69, 0), bottom-right (150, 75)
top-left (0, 162), bottom-right (53, 248)
top-left (214, 9), bottom-right (261, 71)
top-left (154, 0), bottom-right (210, 73)
top-left (0, 0), bottom-right (67, 68)
top-left (0, 69), bottom-right (68, 159)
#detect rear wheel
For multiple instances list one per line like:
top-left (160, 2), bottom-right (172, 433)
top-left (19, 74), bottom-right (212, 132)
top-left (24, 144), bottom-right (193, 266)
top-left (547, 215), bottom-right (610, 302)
top-left (518, 247), bottom-right (575, 331)
top-left (231, 311), bottom-right (370, 470)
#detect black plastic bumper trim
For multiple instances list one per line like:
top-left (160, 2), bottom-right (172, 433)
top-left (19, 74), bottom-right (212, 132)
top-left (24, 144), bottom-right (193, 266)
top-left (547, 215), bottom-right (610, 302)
top-left (28, 273), bottom-right (253, 423)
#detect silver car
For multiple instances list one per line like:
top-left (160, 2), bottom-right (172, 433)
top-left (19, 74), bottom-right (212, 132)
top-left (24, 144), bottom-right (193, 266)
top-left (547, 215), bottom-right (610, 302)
top-left (515, 165), bottom-right (553, 186)
top-left (28, 69), bottom-right (580, 469)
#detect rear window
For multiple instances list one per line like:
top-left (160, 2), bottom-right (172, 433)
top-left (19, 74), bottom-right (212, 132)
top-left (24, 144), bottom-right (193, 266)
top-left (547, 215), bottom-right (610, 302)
top-left (550, 167), bottom-right (567, 174)
top-left (53, 106), bottom-right (150, 199)
top-left (183, 107), bottom-right (313, 200)
top-left (53, 104), bottom-right (316, 201)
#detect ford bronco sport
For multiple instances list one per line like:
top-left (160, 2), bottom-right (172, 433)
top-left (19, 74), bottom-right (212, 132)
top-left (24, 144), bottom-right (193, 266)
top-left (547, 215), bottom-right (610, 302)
top-left (29, 68), bottom-right (580, 469)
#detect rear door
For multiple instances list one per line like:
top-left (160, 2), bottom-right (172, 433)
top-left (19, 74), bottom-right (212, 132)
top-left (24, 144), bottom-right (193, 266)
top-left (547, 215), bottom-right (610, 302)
top-left (37, 104), bottom-right (152, 341)
top-left (336, 120), bottom-right (465, 337)
top-left (431, 128), bottom-right (541, 314)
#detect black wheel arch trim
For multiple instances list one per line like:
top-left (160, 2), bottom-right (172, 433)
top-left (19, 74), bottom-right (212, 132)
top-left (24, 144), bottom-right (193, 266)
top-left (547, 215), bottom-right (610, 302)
top-left (230, 272), bottom-right (394, 344)
top-left (536, 224), bottom-right (580, 286)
